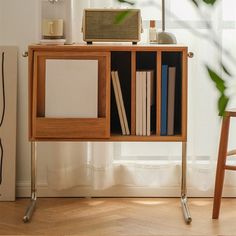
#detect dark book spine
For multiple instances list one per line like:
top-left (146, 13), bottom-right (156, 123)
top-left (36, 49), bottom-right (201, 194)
top-left (161, 65), bottom-right (168, 136)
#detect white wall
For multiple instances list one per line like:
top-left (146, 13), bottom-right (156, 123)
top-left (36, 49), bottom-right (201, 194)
top-left (0, 0), bottom-right (40, 187)
top-left (0, 0), bottom-right (92, 197)
top-left (0, 2), bottom-right (2, 38)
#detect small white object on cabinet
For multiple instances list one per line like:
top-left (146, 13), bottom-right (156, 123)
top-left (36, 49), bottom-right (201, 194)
top-left (0, 46), bottom-right (17, 201)
top-left (40, 0), bottom-right (89, 44)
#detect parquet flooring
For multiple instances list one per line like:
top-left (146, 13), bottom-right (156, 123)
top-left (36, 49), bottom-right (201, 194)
top-left (0, 198), bottom-right (236, 235)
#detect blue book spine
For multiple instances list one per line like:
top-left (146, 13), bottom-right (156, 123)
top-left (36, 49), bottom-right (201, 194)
top-left (161, 65), bottom-right (168, 136)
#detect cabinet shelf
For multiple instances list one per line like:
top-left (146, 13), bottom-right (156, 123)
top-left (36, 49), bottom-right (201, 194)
top-left (109, 134), bottom-right (185, 142)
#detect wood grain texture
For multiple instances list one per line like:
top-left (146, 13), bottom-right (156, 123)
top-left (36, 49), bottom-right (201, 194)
top-left (225, 109), bottom-right (236, 117)
top-left (28, 47), bottom-right (34, 138)
top-left (225, 165), bottom-right (236, 171)
top-left (37, 56), bottom-right (46, 117)
top-left (31, 53), bottom-right (39, 138)
top-left (181, 48), bottom-right (188, 141)
top-left (29, 44), bottom-right (188, 52)
top-left (29, 135), bottom-right (185, 142)
top-left (109, 134), bottom-right (185, 142)
top-left (1, 198), bottom-right (236, 235)
top-left (35, 118), bottom-right (109, 139)
top-left (29, 45), bottom-right (188, 141)
top-left (212, 116), bottom-right (230, 219)
top-left (98, 56), bottom-right (109, 118)
top-left (30, 50), bottom-right (110, 140)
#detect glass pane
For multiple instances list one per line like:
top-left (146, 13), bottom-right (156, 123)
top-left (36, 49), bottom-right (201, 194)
top-left (222, 29), bottom-right (236, 77)
top-left (169, 0), bottom-right (201, 21)
top-left (90, 0), bottom-right (113, 7)
top-left (135, 0), bottom-right (162, 20)
top-left (222, 29), bottom-right (236, 112)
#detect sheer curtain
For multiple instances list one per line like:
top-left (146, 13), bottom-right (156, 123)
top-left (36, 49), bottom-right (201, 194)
top-left (43, 0), bottom-right (236, 196)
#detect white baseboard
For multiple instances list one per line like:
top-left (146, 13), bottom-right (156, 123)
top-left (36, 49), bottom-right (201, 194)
top-left (16, 181), bottom-right (236, 198)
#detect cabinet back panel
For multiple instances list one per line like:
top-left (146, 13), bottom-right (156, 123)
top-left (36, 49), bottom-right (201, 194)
top-left (162, 52), bottom-right (182, 135)
top-left (110, 51), bottom-right (131, 134)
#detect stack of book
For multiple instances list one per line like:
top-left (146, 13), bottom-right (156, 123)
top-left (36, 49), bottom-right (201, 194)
top-left (111, 65), bottom-right (177, 136)
top-left (136, 70), bottom-right (155, 136)
top-left (161, 65), bottom-right (176, 136)
top-left (111, 71), bottom-right (130, 135)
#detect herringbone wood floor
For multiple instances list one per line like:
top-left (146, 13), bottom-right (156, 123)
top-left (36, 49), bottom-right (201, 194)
top-left (0, 198), bottom-right (236, 235)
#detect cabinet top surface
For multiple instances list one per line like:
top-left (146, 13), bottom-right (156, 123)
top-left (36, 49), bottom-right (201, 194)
top-left (29, 43), bottom-right (188, 52)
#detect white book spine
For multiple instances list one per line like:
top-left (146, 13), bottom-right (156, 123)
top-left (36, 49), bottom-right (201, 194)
top-left (139, 72), bottom-right (143, 136)
top-left (136, 72), bottom-right (139, 135)
top-left (146, 71), bottom-right (151, 136)
top-left (142, 72), bottom-right (147, 136)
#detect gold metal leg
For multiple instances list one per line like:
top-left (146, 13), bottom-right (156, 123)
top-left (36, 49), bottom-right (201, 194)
top-left (23, 142), bottom-right (37, 223)
top-left (22, 141), bottom-right (192, 223)
top-left (181, 142), bottom-right (192, 224)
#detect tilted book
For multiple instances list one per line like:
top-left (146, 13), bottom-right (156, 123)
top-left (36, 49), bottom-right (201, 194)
top-left (114, 71), bottom-right (130, 135)
top-left (111, 71), bottom-right (126, 135)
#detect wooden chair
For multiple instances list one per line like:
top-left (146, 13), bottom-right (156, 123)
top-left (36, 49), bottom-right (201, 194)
top-left (212, 109), bottom-right (236, 219)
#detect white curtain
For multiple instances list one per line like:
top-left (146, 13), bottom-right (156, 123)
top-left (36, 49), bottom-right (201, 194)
top-left (45, 142), bottom-right (114, 190)
top-left (43, 0), bottom-right (236, 195)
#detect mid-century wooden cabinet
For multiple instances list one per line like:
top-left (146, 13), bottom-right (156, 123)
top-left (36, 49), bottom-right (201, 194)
top-left (28, 44), bottom-right (188, 142)
top-left (24, 44), bottom-right (192, 224)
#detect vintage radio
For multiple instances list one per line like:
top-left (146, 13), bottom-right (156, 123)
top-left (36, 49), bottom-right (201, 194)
top-left (82, 9), bottom-right (142, 44)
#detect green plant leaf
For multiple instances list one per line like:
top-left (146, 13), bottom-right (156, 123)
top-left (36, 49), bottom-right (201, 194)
top-left (117, 0), bottom-right (135, 5)
top-left (114, 10), bottom-right (132, 24)
top-left (191, 0), bottom-right (199, 7)
top-left (202, 0), bottom-right (217, 5)
top-left (218, 94), bottom-right (229, 116)
top-left (220, 62), bottom-right (232, 77)
top-left (206, 66), bottom-right (226, 94)
top-left (206, 65), bottom-right (229, 116)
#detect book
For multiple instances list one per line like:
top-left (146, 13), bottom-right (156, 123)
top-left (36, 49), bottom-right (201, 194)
top-left (139, 72), bottom-right (143, 135)
top-left (142, 71), bottom-right (147, 136)
top-left (136, 71), bottom-right (142, 136)
top-left (161, 65), bottom-right (168, 136)
top-left (111, 71), bottom-right (126, 135)
top-left (146, 72), bottom-right (151, 136)
top-left (136, 71), bottom-right (140, 135)
top-left (167, 67), bottom-right (176, 136)
top-left (114, 71), bottom-right (130, 135)
top-left (146, 70), bottom-right (155, 136)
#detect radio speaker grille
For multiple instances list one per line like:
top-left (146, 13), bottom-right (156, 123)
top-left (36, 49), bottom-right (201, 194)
top-left (84, 10), bottom-right (141, 42)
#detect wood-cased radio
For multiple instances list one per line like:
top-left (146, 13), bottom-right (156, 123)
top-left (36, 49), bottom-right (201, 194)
top-left (82, 9), bottom-right (142, 44)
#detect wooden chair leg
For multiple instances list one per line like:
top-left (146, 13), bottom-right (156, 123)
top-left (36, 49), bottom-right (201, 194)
top-left (212, 116), bottom-right (230, 219)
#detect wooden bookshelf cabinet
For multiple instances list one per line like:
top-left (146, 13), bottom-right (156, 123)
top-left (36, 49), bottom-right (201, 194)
top-left (24, 44), bottom-right (192, 224)
top-left (28, 44), bottom-right (188, 142)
